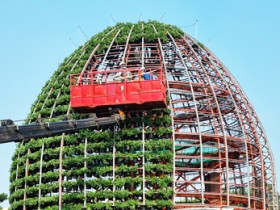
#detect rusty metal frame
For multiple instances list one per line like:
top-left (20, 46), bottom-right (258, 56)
top-left (61, 27), bottom-right (279, 209)
top-left (160, 33), bottom-right (277, 209)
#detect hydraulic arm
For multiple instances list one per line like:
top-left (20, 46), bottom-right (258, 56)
top-left (0, 114), bottom-right (120, 144)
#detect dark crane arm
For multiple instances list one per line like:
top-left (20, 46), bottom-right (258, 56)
top-left (0, 115), bottom-right (120, 144)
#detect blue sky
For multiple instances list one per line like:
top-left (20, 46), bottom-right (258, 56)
top-left (0, 0), bottom-right (279, 207)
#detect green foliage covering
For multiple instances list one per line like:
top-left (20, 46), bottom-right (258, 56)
top-left (10, 111), bottom-right (173, 209)
top-left (9, 20), bottom-right (179, 209)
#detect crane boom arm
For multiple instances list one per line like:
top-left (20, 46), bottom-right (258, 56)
top-left (0, 115), bottom-right (119, 144)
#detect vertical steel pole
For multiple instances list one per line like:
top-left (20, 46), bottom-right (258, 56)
top-left (58, 133), bottom-right (65, 210)
top-left (113, 125), bottom-right (117, 207)
top-left (38, 142), bottom-right (45, 210)
top-left (23, 148), bottom-right (30, 210)
top-left (83, 138), bottom-right (88, 208)
top-left (142, 112), bottom-right (146, 206)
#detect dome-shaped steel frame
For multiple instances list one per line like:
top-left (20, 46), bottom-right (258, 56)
top-left (9, 21), bottom-right (277, 210)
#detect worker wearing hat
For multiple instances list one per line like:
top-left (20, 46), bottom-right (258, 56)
top-left (140, 67), bottom-right (158, 80)
top-left (113, 61), bottom-right (132, 81)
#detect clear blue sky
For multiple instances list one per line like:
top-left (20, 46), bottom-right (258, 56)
top-left (0, 0), bottom-right (279, 207)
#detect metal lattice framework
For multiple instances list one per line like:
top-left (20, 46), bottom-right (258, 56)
top-left (165, 35), bottom-right (277, 209)
top-left (9, 21), bottom-right (277, 210)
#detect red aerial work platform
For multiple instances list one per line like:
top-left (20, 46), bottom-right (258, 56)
top-left (70, 68), bottom-right (167, 113)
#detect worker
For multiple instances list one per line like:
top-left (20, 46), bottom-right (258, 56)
top-left (113, 61), bottom-right (132, 81)
top-left (140, 68), bottom-right (158, 80)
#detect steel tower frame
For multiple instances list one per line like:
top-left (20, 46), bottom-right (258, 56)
top-left (9, 22), bottom-right (277, 210)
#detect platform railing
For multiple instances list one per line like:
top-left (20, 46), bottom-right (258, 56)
top-left (70, 67), bottom-right (164, 86)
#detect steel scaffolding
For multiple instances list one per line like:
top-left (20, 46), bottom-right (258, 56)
top-left (77, 23), bottom-right (277, 208)
top-left (9, 22), bottom-right (277, 210)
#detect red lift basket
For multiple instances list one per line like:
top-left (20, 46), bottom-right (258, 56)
top-left (70, 68), bottom-right (167, 113)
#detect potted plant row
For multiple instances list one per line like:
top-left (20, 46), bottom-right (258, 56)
top-left (39, 195), bottom-right (59, 209)
top-left (86, 178), bottom-right (113, 190)
top-left (87, 202), bottom-right (113, 210)
top-left (9, 200), bottom-right (24, 210)
top-left (145, 163), bottom-right (173, 175)
top-left (9, 188), bottom-right (24, 202)
top-left (145, 199), bottom-right (173, 209)
top-left (146, 175), bottom-right (172, 188)
top-left (87, 141), bottom-right (113, 153)
top-left (114, 199), bottom-right (140, 210)
top-left (10, 177), bottom-right (25, 191)
top-left (145, 139), bottom-right (172, 151)
top-left (41, 171), bottom-right (59, 183)
top-left (80, 129), bottom-right (111, 142)
top-left (145, 151), bottom-right (173, 163)
top-left (87, 190), bottom-right (114, 201)
top-left (146, 188), bottom-right (173, 199)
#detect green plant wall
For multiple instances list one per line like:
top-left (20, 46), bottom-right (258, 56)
top-left (9, 20), bottom-right (183, 210)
